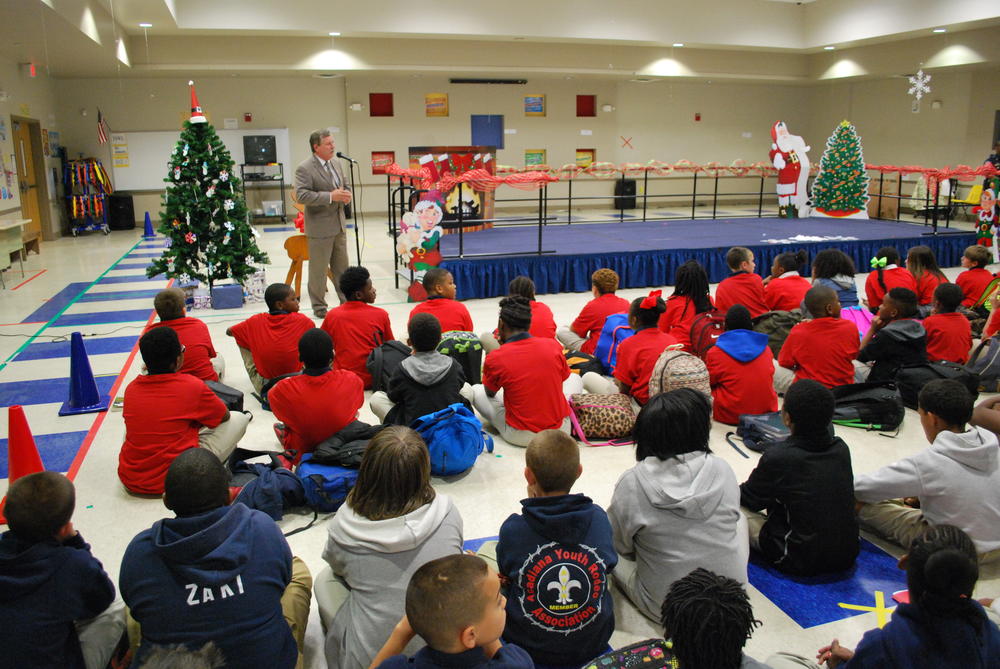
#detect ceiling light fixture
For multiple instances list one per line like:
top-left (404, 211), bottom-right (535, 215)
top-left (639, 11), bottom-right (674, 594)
top-left (824, 46), bottom-right (835, 50)
top-left (328, 32), bottom-right (340, 36)
top-left (672, 43), bottom-right (684, 47)
top-left (932, 28), bottom-right (946, 33)
top-left (139, 22), bottom-right (152, 28)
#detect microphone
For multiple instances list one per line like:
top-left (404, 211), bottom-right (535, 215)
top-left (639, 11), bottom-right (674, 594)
top-left (336, 151), bottom-right (358, 164)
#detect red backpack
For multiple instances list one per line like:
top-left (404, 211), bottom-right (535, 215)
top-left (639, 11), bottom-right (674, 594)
top-left (689, 310), bottom-right (725, 359)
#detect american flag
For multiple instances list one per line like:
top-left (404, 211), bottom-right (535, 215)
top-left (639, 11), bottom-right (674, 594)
top-left (97, 109), bottom-right (110, 144)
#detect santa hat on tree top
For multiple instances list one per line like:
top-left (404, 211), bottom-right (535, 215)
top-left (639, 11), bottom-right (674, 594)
top-left (188, 80), bottom-right (206, 124)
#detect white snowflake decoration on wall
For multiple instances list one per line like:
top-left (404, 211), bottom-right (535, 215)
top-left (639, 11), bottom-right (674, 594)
top-left (907, 69), bottom-right (931, 101)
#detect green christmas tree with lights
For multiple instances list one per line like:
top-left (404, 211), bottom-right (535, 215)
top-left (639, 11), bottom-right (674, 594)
top-left (147, 82), bottom-right (268, 287)
top-left (812, 120), bottom-right (870, 217)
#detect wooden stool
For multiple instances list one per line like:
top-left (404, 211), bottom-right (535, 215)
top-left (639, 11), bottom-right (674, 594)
top-left (284, 234), bottom-right (334, 297)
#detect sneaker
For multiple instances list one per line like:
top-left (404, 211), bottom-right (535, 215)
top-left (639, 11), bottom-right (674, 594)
top-left (273, 422), bottom-right (288, 445)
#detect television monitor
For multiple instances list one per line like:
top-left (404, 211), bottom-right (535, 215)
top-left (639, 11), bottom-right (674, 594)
top-left (243, 135), bottom-right (277, 165)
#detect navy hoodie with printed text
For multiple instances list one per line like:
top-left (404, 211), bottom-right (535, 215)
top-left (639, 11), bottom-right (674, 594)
top-left (497, 493), bottom-right (618, 667)
top-left (119, 503), bottom-right (296, 669)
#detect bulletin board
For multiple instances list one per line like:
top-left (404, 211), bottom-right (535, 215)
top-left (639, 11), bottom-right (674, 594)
top-left (0, 118), bottom-right (20, 211)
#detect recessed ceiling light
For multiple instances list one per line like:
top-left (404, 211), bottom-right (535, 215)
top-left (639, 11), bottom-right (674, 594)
top-left (313, 73), bottom-right (343, 78)
top-left (328, 31), bottom-right (341, 36)
top-left (824, 46), bottom-right (835, 50)
top-left (932, 28), bottom-right (946, 33)
top-left (139, 22), bottom-right (152, 28)
top-left (672, 43), bottom-right (684, 47)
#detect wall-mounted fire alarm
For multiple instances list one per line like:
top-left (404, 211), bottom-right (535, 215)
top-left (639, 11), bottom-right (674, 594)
top-left (695, 112), bottom-right (701, 122)
top-left (244, 112), bottom-right (252, 123)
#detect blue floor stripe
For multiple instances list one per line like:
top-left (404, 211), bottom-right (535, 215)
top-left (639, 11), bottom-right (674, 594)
top-left (0, 431), bottom-right (90, 477)
top-left (463, 536), bottom-right (499, 553)
top-left (127, 252), bottom-right (165, 258)
top-left (79, 289), bottom-right (161, 302)
top-left (21, 282), bottom-right (91, 323)
top-left (263, 226), bottom-right (296, 233)
top-left (13, 335), bottom-right (139, 361)
top-left (53, 309), bottom-right (152, 327)
top-left (97, 274), bottom-right (162, 285)
top-left (114, 262), bottom-right (155, 269)
top-left (0, 375), bottom-right (116, 407)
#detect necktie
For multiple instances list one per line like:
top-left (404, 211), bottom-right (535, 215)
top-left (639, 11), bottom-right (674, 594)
top-left (325, 161), bottom-right (340, 188)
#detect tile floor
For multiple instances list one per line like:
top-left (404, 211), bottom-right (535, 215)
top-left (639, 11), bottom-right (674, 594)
top-left (0, 208), bottom-right (996, 668)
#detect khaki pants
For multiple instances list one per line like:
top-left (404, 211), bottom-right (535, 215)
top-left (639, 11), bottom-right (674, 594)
top-left (238, 346), bottom-right (266, 395)
top-left (556, 325), bottom-right (586, 353)
top-left (859, 499), bottom-right (1000, 564)
top-left (282, 557), bottom-right (313, 669)
top-left (471, 378), bottom-right (582, 447)
top-left (211, 356), bottom-right (225, 381)
top-left (741, 507), bottom-right (767, 552)
top-left (198, 410), bottom-right (250, 463)
top-left (76, 599), bottom-right (126, 669)
top-left (307, 232), bottom-right (349, 316)
top-left (772, 359), bottom-right (795, 395)
top-left (369, 383), bottom-right (475, 423)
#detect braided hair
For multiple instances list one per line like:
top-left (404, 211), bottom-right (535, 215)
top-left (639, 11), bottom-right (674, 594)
top-left (660, 568), bottom-right (761, 669)
top-left (672, 260), bottom-right (713, 315)
top-left (498, 295), bottom-right (532, 331)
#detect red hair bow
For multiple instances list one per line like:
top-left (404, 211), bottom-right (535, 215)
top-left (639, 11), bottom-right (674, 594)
top-left (640, 290), bottom-right (662, 309)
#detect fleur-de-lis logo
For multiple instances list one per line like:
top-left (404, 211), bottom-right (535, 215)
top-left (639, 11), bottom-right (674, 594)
top-left (546, 565), bottom-right (582, 604)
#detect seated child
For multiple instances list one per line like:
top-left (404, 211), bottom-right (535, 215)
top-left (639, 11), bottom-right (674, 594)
top-left (494, 430), bottom-right (617, 668)
top-left (318, 426), bottom-right (463, 669)
top-left (855, 379), bottom-right (1000, 561)
top-left (557, 268), bottom-right (629, 354)
top-left (778, 285), bottom-right (859, 389)
top-left (906, 245), bottom-right (949, 310)
top-left (370, 313), bottom-right (473, 426)
top-left (408, 268), bottom-right (474, 333)
top-left (269, 328), bottom-right (364, 462)
top-left (924, 283), bottom-right (973, 364)
top-left (658, 260), bottom-right (714, 352)
top-left (370, 554), bottom-right (533, 669)
top-left (740, 380), bottom-right (859, 575)
top-left (705, 305), bottom-right (777, 424)
top-left (813, 525), bottom-right (1000, 669)
top-left (0, 471), bottom-right (125, 669)
top-left (227, 282), bottom-right (314, 395)
top-left (764, 250), bottom-right (812, 311)
top-left (146, 287), bottom-right (222, 381)
top-left (481, 275), bottom-right (557, 352)
top-left (474, 296), bottom-right (583, 447)
top-left (119, 327), bottom-right (249, 495)
top-left (608, 389), bottom-right (747, 622)
top-left (808, 248), bottom-right (858, 308)
top-left (121, 448), bottom-right (312, 669)
top-left (714, 246), bottom-right (769, 318)
top-left (320, 266), bottom-right (394, 389)
top-left (864, 245), bottom-right (917, 311)
top-left (857, 287), bottom-right (926, 383)
top-left (955, 244), bottom-right (996, 309)
top-left (582, 291), bottom-right (678, 405)
top-left (762, 250), bottom-right (811, 312)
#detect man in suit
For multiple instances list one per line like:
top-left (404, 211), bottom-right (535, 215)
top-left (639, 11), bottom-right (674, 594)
top-left (294, 129), bottom-right (353, 318)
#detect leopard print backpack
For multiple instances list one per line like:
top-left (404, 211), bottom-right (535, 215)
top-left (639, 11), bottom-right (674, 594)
top-left (568, 393), bottom-right (637, 445)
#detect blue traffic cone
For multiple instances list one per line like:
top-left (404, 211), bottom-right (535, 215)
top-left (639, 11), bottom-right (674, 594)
top-left (142, 211), bottom-right (155, 238)
top-left (59, 332), bottom-right (111, 416)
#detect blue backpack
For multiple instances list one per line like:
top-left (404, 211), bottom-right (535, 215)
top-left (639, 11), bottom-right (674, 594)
top-left (296, 453), bottom-right (359, 512)
top-left (411, 403), bottom-right (494, 476)
top-left (592, 312), bottom-right (634, 374)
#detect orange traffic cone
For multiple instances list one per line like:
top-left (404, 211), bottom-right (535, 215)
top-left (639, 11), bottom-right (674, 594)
top-left (0, 405), bottom-right (46, 525)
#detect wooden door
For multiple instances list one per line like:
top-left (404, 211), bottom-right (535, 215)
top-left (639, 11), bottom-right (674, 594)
top-left (12, 119), bottom-right (42, 244)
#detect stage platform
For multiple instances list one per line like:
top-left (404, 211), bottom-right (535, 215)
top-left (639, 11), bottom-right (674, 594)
top-left (439, 216), bottom-right (974, 299)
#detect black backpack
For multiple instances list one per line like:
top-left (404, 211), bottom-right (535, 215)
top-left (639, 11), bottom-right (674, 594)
top-left (894, 362), bottom-right (980, 409)
top-left (310, 420), bottom-right (387, 468)
top-left (725, 411), bottom-right (790, 456)
top-left (366, 339), bottom-right (411, 392)
top-left (831, 381), bottom-right (904, 432)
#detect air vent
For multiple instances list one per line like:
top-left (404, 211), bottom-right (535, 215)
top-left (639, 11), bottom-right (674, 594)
top-left (449, 78), bottom-right (527, 85)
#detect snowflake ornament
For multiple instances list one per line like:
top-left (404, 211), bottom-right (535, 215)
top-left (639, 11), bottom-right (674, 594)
top-left (907, 69), bottom-right (931, 101)
top-left (219, 170), bottom-right (229, 182)
top-left (185, 232), bottom-right (197, 243)
top-left (178, 273), bottom-right (191, 284)
top-left (224, 221), bottom-right (234, 231)
top-left (223, 199), bottom-right (235, 211)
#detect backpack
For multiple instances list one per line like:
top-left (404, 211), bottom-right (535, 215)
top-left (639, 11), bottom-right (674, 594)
top-left (309, 420), bottom-right (387, 468)
top-left (411, 403), bottom-right (493, 476)
top-left (840, 306), bottom-right (875, 337)
top-left (752, 309), bottom-right (804, 357)
top-left (727, 411), bottom-right (789, 454)
top-left (894, 362), bottom-right (980, 410)
top-left (366, 339), bottom-right (411, 392)
top-left (689, 310), bottom-right (725, 359)
top-left (437, 331), bottom-right (483, 385)
top-left (648, 347), bottom-right (711, 400)
top-left (568, 393), bottom-right (636, 445)
top-left (583, 639), bottom-right (674, 669)
top-left (296, 453), bottom-right (359, 512)
top-left (230, 457), bottom-right (306, 521)
top-left (564, 349), bottom-right (605, 376)
top-left (831, 381), bottom-right (904, 432)
top-left (206, 380), bottom-right (244, 411)
top-left (593, 313), bottom-right (633, 374)
top-left (967, 336), bottom-right (1000, 392)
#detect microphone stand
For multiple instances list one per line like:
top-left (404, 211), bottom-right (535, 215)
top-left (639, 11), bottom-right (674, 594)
top-left (342, 158), bottom-right (361, 263)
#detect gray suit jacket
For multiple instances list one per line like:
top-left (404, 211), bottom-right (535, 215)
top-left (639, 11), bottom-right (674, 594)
top-left (294, 155), bottom-right (349, 239)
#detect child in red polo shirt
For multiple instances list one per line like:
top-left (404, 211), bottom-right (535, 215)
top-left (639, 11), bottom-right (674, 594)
top-left (714, 247), bottom-right (768, 318)
top-left (557, 268), bottom-right (629, 354)
top-left (906, 245), bottom-right (949, 312)
top-left (408, 268), bottom-right (474, 333)
top-left (269, 328), bottom-right (364, 462)
top-left (474, 296), bottom-right (583, 447)
top-left (583, 291), bottom-right (678, 405)
top-left (955, 245), bottom-right (996, 309)
top-left (146, 287), bottom-right (222, 382)
top-left (321, 266), bottom-right (393, 389)
top-left (119, 328), bottom-right (249, 495)
top-left (227, 283), bottom-right (314, 396)
top-left (924, 283), bottom-right (973, 364)
top-left (763, 250), bottom-right (811, 312)
top-left (777, 285), bottom-right (860, 390)
top-left (864, 246), bottom-right (917, 312)
top-left (706, 305), bottom-right (778, 424)
top-left (659, 260), bottom-right (714, 352)
top-left (481, 275), bottom-right (557, 352)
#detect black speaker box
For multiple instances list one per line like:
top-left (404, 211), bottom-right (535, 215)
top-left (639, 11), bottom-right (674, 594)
top-left (107, 193), bottom-right (136, 230)
top-left (615, 178), bottom-right (637, 210)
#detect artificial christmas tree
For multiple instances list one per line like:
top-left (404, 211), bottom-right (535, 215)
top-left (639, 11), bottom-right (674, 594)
top-left (147, 81), bottom-right (268, 288)
top-left (811, 120), bottom-right (870, 219)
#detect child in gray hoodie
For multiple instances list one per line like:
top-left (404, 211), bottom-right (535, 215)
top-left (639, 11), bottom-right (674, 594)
top-left (608, 388), bottom-right (748, 622)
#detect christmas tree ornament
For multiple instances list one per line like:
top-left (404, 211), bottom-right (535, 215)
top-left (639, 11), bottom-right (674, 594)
top-left (223, 232), bottom-right (231, 245)
top-left (185, 232), bottom-right (197, 243)
top-left (223, 199), bottom-right (234, 211)
top-left (811, 120), bottom-right (870, 219)
top-left (188, 81), bottom-right (207, 124)
top-left (206, 185), bottom-right (215, 197)
top-left (202, 162), bottom-right (208, 176)
top-left (186, 212), bottom-right (191, 226)
top-left (183, 143), bottom-right (189, 156)
top-left (907, 69), bottom-right (931, 101)
top-left (224, 221), bottom-right (234, 231)
top-left (173, 167), bottom-right (181, 180)
top-left (171, 218), bottom-right (180, 228)
top-left (219, 170), bottom-right (229, 182)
